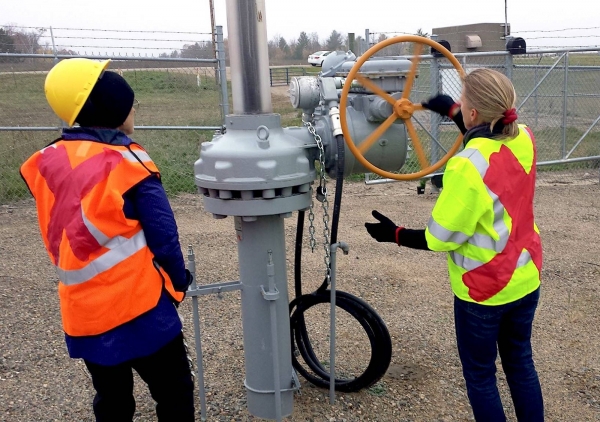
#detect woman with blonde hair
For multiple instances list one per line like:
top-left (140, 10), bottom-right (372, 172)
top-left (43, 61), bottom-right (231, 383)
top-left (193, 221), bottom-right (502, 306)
top-left (365, 68), bottom-right (544, 421)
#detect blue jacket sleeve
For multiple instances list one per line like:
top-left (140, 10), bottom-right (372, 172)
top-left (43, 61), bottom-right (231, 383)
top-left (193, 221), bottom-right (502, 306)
top-left (123, 175), bottom-right (188, 291)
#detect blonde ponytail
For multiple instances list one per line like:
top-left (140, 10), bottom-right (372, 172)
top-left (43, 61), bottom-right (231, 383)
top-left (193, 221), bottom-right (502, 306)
top-left (462, 69), bottom-right (519, 139)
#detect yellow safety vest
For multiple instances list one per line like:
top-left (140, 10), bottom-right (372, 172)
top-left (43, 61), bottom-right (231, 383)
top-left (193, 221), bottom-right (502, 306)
top-left (425, 124), bottom-right (542, 305)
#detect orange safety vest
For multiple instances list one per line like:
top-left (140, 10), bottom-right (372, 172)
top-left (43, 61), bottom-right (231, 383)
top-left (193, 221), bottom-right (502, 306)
top-left (20, 139), bottom-right (184, 336)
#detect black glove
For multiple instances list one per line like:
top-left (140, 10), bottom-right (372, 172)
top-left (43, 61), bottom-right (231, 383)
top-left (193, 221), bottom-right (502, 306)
top-left (365, 210), bottom-right (403, 244)
top-left (421, 94), bottom-right (460, 117)
top-left (184, 269), bottom-right (194, 289)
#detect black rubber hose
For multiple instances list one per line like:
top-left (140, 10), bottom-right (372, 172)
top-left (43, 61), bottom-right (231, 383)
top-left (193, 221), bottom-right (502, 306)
top-left (290, 134), bottom-right (392, 392)
top-left (329, 134), bottom-right (345, 247)
top-left (290, 289), bottom-right (393, 392)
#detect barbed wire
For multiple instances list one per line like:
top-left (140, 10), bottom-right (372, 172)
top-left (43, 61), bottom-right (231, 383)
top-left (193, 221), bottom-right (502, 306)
top-left (528, 45), bottom-right (600, 49)
top-left (525, 35), bottom-right (600, 40)
top-left (1, 25), bottom-right (211, 35)
top-left (53, 45), bottom-right (206, 50)
top-left (40, 36), bottom-right (211, 43)
top-left (514, 26), bottom-right (600, 33)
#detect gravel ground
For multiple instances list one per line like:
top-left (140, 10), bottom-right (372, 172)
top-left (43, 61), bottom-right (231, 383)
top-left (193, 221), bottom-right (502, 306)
top-left (1, 170), bottom-right (599, 421)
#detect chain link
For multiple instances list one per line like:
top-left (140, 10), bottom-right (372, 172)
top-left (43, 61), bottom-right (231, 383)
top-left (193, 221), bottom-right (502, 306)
top-left (303, 119), bottom-right (332, 283)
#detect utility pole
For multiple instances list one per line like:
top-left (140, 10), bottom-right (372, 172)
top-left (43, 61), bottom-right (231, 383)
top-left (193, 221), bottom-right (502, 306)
top-left (209, 0), bottom-right (217, 59)
top-left (504, 0), bottom-right (508, 38)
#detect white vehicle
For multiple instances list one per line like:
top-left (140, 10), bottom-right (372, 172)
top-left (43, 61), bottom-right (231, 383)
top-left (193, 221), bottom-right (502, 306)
top-left (307, 51), bottom-right (331, 67)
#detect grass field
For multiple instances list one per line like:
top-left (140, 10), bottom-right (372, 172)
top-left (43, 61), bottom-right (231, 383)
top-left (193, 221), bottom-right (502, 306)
top-left (1, 63), bottom-right (598, 204)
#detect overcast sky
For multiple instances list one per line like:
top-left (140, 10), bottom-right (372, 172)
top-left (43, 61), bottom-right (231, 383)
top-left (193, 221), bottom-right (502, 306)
top-left (2, 0), bottom-right (599, 53)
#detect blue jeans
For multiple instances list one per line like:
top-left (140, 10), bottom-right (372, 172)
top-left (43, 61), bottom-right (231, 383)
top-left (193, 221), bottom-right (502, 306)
top-left (454, 288), bottom-right (544, 422)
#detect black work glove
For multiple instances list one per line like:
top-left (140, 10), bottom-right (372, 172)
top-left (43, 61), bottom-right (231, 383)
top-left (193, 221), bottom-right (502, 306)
top-left (172, 269), bottom-right (194, 306)
top-left (422, 94), bottom-right (467, 135)
top-left (184, 269), bottom-right (194, 289)
top-left (365, 210), bottom-right (403, 244)
top-left (421, 94), bottom-right (460, 117)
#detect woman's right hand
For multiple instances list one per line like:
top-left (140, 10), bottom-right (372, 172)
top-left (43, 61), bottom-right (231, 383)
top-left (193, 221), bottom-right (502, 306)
top-left (422, 94), bottom-right (460, 117)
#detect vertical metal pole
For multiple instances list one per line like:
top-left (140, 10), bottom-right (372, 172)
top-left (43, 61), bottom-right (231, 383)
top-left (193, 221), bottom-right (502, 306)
top-left (266, 250), bottom-right (282, 422)
top-left (504, 0), bottom-right (509, 38)
top-left (430, 54), bottom-right (441, 164)
top-left (49, 26), bottom-right (58, 63)
top-left (328, 242), bottom-right (348, 405)
top-left (209, 0), bottom-right (217, 60)
top-left (237, 215), bottom-right (293, 419)
top-left (225, 0), bottom-right (272, 114)
top-left (215, 26), bottom-right (230, 120)
top-left (505, 52), bottom-right (513, 81)
top-left (187, 246), bottom-right (208, 421)
top-left (329, 247), bottom-right (337, 405)
top-left (49, 27), bottom-right (66, 130)
top-left (364, 29), bottom-right (370, 53)
top-left (562, 52), bottom-right (569, 158)
top-left (534, 59), bottom-right (539, 127)
top-left (348, 33), bottom-right (355, 52)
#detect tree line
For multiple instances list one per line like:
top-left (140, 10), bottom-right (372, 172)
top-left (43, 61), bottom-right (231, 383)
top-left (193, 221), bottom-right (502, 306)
top-left (1, 26), bottom-right (429, 63)
top-left (162, 29), bottom-right (429, 61)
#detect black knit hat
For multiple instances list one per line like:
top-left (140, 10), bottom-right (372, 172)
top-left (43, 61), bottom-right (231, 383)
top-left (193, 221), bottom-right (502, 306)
top-left (75, 71), bottom-right (135, 129)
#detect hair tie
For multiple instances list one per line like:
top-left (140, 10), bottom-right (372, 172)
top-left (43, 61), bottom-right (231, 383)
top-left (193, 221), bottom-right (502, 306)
top-left (502, 108), bottom-right (518, 125)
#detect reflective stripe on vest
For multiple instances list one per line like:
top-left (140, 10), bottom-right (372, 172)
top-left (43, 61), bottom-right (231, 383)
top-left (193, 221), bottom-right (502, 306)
top-left (449, 248), bottom-right (532, 272)
top-left (426, 146), bottom-right (521, 263)
top-left (40, 144), bottom-right (151, 164)
top-left (56, 230), bottom-right (147, 285)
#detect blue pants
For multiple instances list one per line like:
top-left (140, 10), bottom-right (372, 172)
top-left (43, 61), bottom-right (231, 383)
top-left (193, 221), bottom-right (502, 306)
top-left (84, 332), bottom-right (195, 422)
top-left (454, 288), bottom-right (544, 422)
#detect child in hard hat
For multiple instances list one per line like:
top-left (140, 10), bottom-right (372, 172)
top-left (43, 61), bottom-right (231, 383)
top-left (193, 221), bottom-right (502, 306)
top-left (21, 58), bottom-right (195, 421)
top-left (365, 68), bottom-right (544, 422)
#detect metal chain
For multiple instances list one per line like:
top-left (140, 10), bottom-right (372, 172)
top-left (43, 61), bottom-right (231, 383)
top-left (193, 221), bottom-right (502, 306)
top-left (303, 119), bottom-right (331, 283)
top-left (308, 196), bottom-right (316, 252)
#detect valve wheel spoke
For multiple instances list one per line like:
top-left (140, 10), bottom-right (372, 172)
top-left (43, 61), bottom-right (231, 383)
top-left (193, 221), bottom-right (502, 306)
top-left (358, 113), bottom-right (398, 154)
top-left (405, 119), bottom-right (429, 168)
top-left (402, 43), bottom-right (423, 100)
top-left (355, 73), bottom-right (397, 106)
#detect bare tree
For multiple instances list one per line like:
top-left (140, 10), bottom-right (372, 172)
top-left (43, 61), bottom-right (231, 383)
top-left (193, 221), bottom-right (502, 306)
top-left (5, 26), bottom-right (46, 53)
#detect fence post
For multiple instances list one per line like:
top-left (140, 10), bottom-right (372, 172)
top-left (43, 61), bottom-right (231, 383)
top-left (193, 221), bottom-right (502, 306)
top-left (429, 47), bottom-right (441, 165)
top-left (562, 52), bottom-right (569, 158)
top-left (49, 26), bottom-right (66, 130)
top-left (215, 26), bottom-right (230, 121)
top-left (534, 56), bottom-right (540, 127)
top-left (286, 68), bottom-right (289, 85)
top-left (504, 52), bottom-right (513, 80)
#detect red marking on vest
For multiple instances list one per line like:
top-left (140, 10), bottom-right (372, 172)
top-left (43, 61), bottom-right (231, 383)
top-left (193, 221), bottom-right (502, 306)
top-left (462, 131), bottom-right (542, 302)
top-left (38, 145), bottom-right (123, 264)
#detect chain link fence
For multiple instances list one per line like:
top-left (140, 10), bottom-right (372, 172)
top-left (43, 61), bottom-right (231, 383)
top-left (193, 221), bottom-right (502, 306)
top-left (364, 43), bottom-right (600, 187)
top-left (0, 58), bottom-right (225, 204)
top-left (2, 39), bottom-right (599, 204)
top-left (0, 24), bottom-right (230, 205)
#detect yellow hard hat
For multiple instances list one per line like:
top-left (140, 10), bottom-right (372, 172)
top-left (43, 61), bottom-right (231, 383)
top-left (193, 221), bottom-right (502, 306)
top-left (45, 58), bottom-right (111, 126)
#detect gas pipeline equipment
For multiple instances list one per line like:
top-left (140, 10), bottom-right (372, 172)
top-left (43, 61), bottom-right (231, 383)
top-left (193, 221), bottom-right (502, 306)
top-left (286, 34), bottom-right (466, 396)
top-left (193, 1), bottom-right (465, 418)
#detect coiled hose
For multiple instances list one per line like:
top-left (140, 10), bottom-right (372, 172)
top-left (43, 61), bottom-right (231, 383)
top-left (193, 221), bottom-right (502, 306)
top-left (289, 134), bottom-right (392, 392)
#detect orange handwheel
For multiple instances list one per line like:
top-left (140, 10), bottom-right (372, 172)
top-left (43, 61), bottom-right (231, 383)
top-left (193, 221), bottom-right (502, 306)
top-left (339, 35), bottom-right (466, 180)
